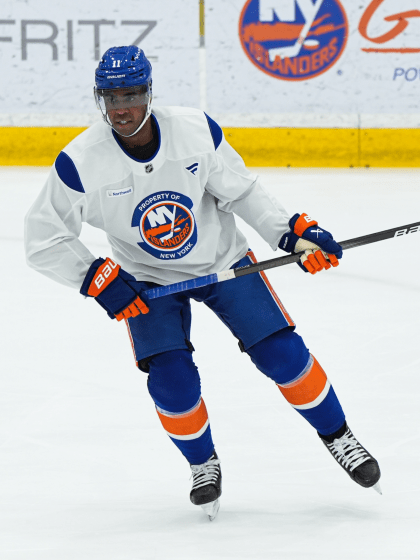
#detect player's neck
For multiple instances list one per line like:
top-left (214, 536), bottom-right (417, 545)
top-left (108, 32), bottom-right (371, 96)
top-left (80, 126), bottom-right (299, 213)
top-left (117, 116), bottom-right (153, 149)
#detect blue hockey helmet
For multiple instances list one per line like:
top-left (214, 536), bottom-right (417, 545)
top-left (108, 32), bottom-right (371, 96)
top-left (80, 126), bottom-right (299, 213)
top-left (94, 45), bottom-right (152, 90)
top-left (94, 46), bottom-right (153, 138)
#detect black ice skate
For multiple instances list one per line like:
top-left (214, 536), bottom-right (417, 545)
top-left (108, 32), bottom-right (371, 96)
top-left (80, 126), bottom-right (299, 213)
top-left (319, 423), bottom-right (382, 494)
top-left (190, 451), bottom-right (222, 521)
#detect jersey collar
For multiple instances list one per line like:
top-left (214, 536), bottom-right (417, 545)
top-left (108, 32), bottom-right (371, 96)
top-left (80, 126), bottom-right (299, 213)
top-left (112, 113), bottom-right (161, 163)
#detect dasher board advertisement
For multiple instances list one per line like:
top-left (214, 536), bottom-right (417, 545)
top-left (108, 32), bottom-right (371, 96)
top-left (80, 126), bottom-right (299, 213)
top-left (0, 0), bottom-right (199, 125)
top-left (206, 0), bottom-right (420, 127)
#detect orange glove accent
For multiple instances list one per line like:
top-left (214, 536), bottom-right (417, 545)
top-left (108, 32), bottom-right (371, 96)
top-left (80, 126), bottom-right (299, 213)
top-left (301, 250), bottom-right (340, 275)
top-left (328, 254), bottom-right (339, 267)
top-left (87, 257), bottom-right (121, 297)
top-left (307, 253), bottom-right (323, 273)
top-left (302, 260), bottom-right (316, 274)
top-left (293, 213), bottom-right (318, 237)
top-left (115, 296), bottom-right (149, 321)
top-left (314, 250), bottom-right (331, 270)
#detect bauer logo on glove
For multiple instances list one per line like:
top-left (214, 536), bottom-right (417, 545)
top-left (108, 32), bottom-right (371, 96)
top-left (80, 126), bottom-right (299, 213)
top-left (279, 213), bottom-right (343, 275)
top-left (80, 257), bottom-right (149, 320)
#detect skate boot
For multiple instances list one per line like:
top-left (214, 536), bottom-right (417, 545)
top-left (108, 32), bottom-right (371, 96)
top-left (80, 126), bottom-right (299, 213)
top-left (319, 422), bottom-right (382, 494)
top-left (190, 450), bottom-right (222, 521)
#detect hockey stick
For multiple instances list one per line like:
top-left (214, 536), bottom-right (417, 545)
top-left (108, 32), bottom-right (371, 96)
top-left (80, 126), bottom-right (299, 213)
top-left (145, 221), bottom-right (420, 300)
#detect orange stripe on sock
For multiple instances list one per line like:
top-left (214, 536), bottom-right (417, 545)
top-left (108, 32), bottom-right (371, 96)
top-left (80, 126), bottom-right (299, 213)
top-left (246, 250), bottom-right (295, 327)
top-left (157, 398), bottom-right (209, 437)
top-left (277, 355), bottom-right (327, 407)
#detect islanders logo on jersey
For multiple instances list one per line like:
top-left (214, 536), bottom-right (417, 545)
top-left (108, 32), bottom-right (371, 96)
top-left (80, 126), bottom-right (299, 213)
top-left (131, 191), bottom-right (197, 260)
top-left (239, 0), bottom-right (348, 81)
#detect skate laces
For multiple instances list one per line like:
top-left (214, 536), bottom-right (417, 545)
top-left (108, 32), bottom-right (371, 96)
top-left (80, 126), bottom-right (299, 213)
top-left (190, 456), bottom-right (221, 491)
top-left (326, 429), bottom-right (370, 472)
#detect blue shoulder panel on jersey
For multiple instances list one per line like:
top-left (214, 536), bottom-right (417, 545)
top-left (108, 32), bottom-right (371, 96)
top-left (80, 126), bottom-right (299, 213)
top-left (55, 151), bottom-right (85, 193)
top-left (204, 112), bottom-right (223, 150)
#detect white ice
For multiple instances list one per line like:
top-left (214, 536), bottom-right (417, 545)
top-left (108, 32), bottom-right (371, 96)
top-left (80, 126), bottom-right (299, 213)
top-left (1, 167), bottom-right (419, 560)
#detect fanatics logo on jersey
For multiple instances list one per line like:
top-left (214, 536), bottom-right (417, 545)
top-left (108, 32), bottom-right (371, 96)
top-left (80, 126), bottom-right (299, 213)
top-left (131, 191), bottom-right (198, 260)
top-left (185, 162), bottom-right (199, 175)
top-left (239, 0), bottom-right (348, 81)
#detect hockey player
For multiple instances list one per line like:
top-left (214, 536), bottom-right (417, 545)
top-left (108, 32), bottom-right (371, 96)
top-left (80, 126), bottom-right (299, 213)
top-left (24, 46), bottom-right (381, 521)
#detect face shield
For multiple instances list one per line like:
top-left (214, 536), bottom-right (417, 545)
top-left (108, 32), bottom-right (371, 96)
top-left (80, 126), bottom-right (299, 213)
top-left (94, 84), bottom-right (153, 138)
top-left (95, 85), bottom-right (150, 114)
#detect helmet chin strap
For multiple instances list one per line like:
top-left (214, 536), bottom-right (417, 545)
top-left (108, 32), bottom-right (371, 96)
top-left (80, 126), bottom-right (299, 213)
top-left (106, 97), bottom-right (152, 138)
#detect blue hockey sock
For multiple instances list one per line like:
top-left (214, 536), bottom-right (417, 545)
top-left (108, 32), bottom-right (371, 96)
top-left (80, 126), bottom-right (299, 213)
top-left (147, 349), bottom-right (215, 465)
top-left (247, 329), bottom-right (345, 436)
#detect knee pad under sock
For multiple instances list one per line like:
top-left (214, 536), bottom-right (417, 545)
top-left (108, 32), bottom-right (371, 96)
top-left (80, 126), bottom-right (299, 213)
top-left (248, 330), bottom-right (345, 435)
top-left (147, 349), bottom-right (214, 464)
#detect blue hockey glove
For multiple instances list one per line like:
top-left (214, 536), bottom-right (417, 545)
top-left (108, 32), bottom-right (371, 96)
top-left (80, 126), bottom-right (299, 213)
top-left (80, 257), bottom-right (149, 320)
top-left (279, 213), bottom-right (343, 274)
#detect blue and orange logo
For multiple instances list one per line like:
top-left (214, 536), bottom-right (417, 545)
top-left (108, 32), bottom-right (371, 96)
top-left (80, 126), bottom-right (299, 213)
top-left (239, 0), bottom-right (348, 81)
top-left (132, 191), bottom-right (197, 260)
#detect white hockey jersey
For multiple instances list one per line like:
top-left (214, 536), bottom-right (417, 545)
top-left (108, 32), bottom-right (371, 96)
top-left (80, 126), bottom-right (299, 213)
top-left (25, 106), bottom-right (290, 289)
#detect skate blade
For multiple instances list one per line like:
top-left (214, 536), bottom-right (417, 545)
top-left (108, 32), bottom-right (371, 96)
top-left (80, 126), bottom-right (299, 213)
top-left (200, 498), bottom-right (220, 521)
top-left (372, 482), bottom-right (382, 495)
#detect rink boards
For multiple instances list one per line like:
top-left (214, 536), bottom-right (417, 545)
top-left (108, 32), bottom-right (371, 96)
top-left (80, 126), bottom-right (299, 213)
top-left (2, 125), bottom-right (420, 168)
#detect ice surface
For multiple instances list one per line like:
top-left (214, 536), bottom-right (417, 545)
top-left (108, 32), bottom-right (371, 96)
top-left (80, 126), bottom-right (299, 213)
top-left (0, 167), bottom-right (419, 560)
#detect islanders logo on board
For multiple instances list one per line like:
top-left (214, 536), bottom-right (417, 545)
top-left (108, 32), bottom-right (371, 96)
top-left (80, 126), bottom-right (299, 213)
top-left (132, 191), bottom-right (197, 260)
top-left (239, 0), bottom-right (348, 81)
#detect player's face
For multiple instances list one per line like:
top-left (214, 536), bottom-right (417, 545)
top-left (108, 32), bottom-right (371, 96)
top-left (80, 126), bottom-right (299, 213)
top-left (103, 87), bottom-right (149, 136)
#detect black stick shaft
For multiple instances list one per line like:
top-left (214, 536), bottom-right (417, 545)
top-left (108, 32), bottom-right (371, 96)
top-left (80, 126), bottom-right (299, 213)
top-left (233, 221), bottom-right (420, 278)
